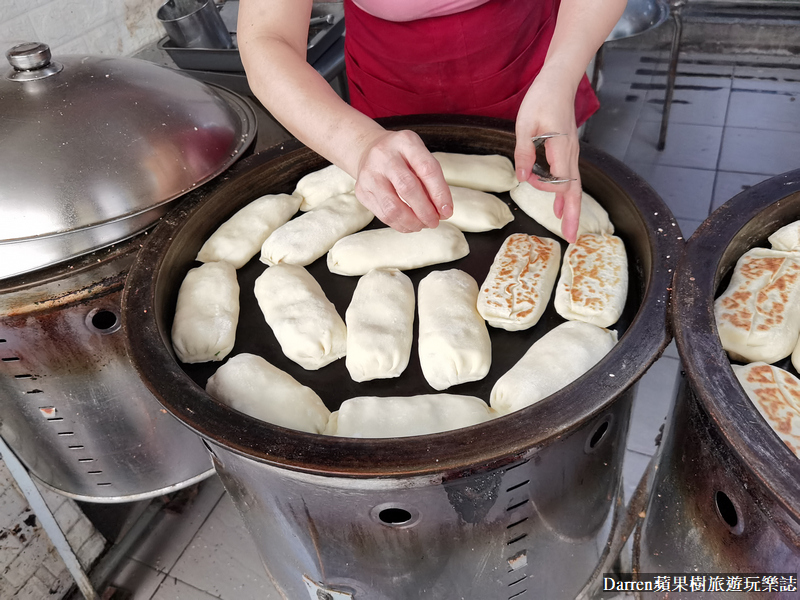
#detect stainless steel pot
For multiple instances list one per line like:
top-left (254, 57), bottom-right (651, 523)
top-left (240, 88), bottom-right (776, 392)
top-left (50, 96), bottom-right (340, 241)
top-left (123, 116), bottom-right (680, 599)
top-left (0, 237), bottom-right (216, 502)
top-left (157, 0), bottom-right (234, 50)
top-left (0, 42), bottom-right (258, 501)
top-left (607, 0), bottom-right (670, 42)
top-left (634, 169), bottom-right (800, 594)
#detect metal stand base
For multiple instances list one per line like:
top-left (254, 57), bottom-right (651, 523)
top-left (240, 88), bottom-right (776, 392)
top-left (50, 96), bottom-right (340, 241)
top-left (0, 435), bottom-right (99, 599)
top-left (71, 499), bottom-right (165, 600)
top-left (0, 435), bottom-right (167, 600)
top-left (576, 457), bottom-right (657, 600)
top-left (657, 0), bottom-right (800, 150)
top-left (659, 1), bottom-right (686, 150)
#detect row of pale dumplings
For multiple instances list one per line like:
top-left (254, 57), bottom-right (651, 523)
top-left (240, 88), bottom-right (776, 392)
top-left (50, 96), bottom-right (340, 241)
top-left (716, 220), bottom-right (800, 459)
top-left (171, 153), bottom-right (628, 437)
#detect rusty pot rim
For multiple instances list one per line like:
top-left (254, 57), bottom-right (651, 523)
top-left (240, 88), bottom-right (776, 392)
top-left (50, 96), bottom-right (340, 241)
top-left (672, 168), bottom-right (800, 522)
top-left (122, 115), bottom-right (680, 478)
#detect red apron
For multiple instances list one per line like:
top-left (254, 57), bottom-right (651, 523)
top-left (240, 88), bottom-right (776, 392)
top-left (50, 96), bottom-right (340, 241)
top-left (343, 0), bottom-right (600, 125)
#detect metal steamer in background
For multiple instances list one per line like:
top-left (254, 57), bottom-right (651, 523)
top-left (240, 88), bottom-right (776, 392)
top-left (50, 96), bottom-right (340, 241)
top-left (0, 42), bottom-right (257, 501)
top-left (123, 117), bottom-right (680, 599)
top-left (635, 170), bottom-right (800, 590)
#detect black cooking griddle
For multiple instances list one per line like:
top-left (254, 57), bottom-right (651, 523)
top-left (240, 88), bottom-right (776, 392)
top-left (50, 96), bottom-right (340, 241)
top-left (179, 179), bottom-right (640, 412)
top-left (123, 116), bottom-right (678, 475)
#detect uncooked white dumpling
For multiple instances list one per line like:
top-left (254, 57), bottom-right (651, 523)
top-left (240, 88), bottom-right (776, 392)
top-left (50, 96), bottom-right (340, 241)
top-left (732, 362), bottom-right (800, 458)
top-left (254, 264), bottom-right (346, 370)
top-left (293, 164), bottom-right (356, 211)
top-left (172, 261), bottom-right (239, 364)
top-left (260, 193), bottom-right (374, 267)
top-left (206, 353), bottom-right (330, 434)
top-left (491, 321), bottom-right (618, 414)
top-left (418, 269), bottom-right (491, 391)
top-left (768, 220), bottom-right (800, 252)
top-left (477, 233), bottom-right (561, 331)
top-left (510, 181), bottom-right (613, 239)
top-left (327, 394), bottom-right (497, 438)
top-left (345, 268), bottom-right (415, 382)
top-left (195, 194), bottom-right (301, 268)
top-left (432, 152), bottom-right (517, 192)
top-left (445, 186), bottom-right (514, 232)
top-left (327, 222), bottom-right (469, 276)
top-left (555, 233), bottom-right (628, 328)
top-left (715, 246), bottom-right (800, 364)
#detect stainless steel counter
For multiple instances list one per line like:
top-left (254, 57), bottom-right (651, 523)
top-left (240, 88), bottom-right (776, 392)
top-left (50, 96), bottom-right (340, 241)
top-left (132, 33), bottom-right (347, 154)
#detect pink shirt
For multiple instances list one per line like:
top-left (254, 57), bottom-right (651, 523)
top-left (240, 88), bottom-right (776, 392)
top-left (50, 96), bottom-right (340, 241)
top-left (352, 0), bottom-right (491, 22)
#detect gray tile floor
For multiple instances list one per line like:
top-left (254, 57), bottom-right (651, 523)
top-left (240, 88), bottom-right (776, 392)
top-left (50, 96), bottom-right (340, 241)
top-left (96, 46), bottom-right (799, 599)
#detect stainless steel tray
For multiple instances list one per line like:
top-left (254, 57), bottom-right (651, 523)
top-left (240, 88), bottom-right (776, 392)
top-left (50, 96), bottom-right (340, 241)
top-left (159, 1), bottom-right (345, 72)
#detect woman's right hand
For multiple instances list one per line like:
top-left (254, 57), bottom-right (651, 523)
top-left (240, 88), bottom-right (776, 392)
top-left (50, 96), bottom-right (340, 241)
top-left (354, 129), bottom-right (453, 233)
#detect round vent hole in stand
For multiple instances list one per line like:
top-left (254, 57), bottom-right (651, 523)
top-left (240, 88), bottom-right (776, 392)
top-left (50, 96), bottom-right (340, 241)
top-left (585, 415), bottom-right (614, 453)
top-left (715, 490), bottom-right (743, 534)
top-left (370, 503), bottom-right (420, 528)
top-left (379, 508), bottom-right (412, 525)
top-left (86, 308), bottom-right (120, 334)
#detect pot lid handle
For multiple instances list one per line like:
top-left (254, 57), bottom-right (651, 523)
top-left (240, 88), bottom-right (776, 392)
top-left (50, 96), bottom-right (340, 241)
top-left (5, 42), bottom-right (63, 82)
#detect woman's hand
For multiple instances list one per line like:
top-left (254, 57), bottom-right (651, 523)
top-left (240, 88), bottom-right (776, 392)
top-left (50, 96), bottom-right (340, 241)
top-left (239, 1), bottom-right (451, 234)
top-left (354, 129), bottom-right (453, 233)
top-left (514, 66), bottom-right (582, 243)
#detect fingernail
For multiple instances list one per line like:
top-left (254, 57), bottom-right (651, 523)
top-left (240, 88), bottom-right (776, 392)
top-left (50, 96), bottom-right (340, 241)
top-left (440, 203), bottom-right (453, 217)
top-left (517, 169), bottom-right (528, 182)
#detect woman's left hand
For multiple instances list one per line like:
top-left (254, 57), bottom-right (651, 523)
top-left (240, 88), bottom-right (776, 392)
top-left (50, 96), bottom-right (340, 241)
top-left (514, 66), bottom-right (582, 243)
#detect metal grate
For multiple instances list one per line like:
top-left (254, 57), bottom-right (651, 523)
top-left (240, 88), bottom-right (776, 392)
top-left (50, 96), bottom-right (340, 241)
top-left (503, 460), bottom-right (533, 599)
top-left (1, 336), bottom-right (112, 490)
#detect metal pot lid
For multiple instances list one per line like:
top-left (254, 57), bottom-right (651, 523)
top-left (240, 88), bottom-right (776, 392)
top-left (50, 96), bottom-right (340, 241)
top-left (0, 42), bottom-right (256, 243)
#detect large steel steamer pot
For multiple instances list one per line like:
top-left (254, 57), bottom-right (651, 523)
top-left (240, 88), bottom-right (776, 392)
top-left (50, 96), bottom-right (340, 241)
top-left (634, 169), bottom-right (800, 594)
top-left (124, 116), bottom-right (680, 599)
top-left (0, 42), bottom-right (257, 501)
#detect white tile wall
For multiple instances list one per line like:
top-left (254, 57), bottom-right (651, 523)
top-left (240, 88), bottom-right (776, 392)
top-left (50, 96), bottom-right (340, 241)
top-left (0, 0), bottom-right (166, 58)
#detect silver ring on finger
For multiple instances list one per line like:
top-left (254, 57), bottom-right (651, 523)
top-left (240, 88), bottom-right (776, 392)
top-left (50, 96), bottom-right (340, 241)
top-left (530, 132), bottom-right (576, 184)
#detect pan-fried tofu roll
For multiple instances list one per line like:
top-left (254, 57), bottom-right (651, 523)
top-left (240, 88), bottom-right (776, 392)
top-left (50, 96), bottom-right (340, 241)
top-left (293, 164), bottom-right (356, 211)
top-left (491, 321), bottom-right (618, 414)
top-left (345, 269), bottom-right (415, 382)
top-left (260, 193), bottom-right (374, 267)
top-left (206, 353), bottom-right (330, 434)
top-left (172, 261), bottom-right (239, 364)
top-left (327, 222), bottom-right (469, 276)
top-left (732, 362), bottom-right (800, 458)
top-left (768, 220), bottom-right (800, 252)
top-left (432, 152), bottom-right (518, 193)
top-left (510, 181), bottom-right (613, 240)
top-left (715, 247), bottom-right (800, 364)
top-left (555, 233), bottom-right (628, 327)
top-left (418, 270), bottom-right (492, 390)
top-left (254, 264), bottom-right (346, 370)
top-left (328, 394), bottom-right (496, 438)
top-left (477, 233), bottom-right (561, 331)
top-left (446, 186), bottom-right (514, 232)
top-left (196, 194), bottom-right (302, 268)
